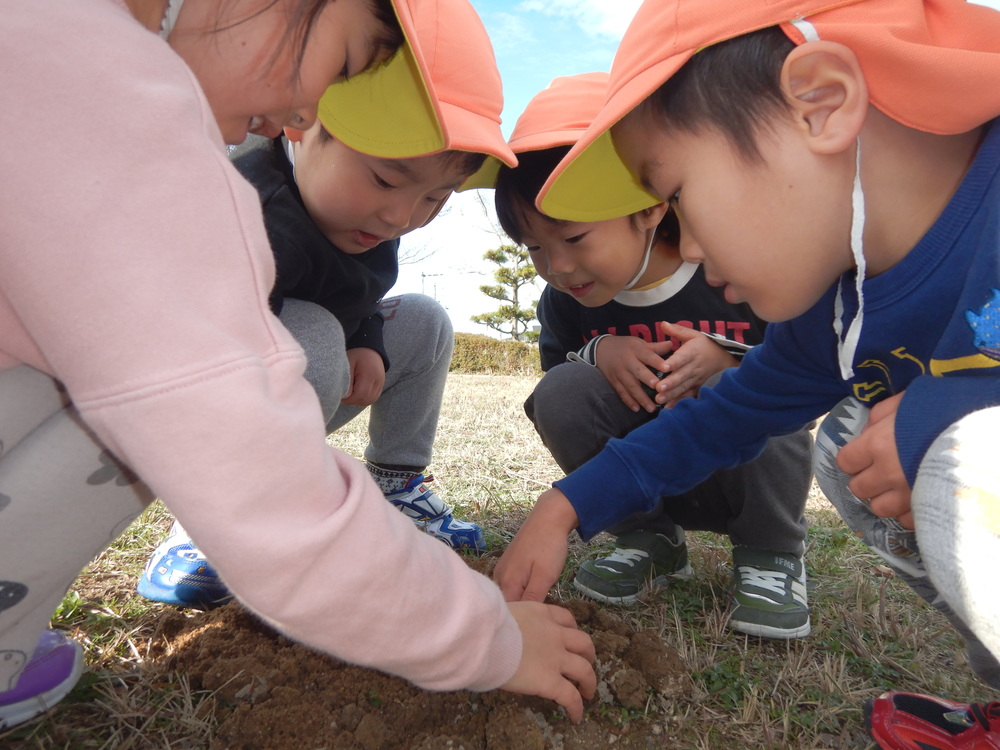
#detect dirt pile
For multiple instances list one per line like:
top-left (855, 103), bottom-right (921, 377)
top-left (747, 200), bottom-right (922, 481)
top-left (150, 594), bottom-right (692, 750)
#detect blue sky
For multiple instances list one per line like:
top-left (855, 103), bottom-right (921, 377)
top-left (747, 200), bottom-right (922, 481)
top-left (392, 0), bottom-right (644, 334)
top-left (471, 0), bottom-right (641, 136)
top-left (392, 0), bottom-right (1000, 336)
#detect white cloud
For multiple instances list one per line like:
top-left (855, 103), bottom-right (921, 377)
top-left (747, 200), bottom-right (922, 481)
top-left (390, 191), bottom-right (543, 337)
top-left (486, 11), bottom-right (537, 54)
top-left (515, 0), bottom-right (641, 40)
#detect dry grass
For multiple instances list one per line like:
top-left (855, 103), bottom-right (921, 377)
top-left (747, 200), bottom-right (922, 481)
top-left (3, 373), bottom-right (995, 749)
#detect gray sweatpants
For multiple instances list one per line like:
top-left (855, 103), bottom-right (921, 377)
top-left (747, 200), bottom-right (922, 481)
top-left (525, 361), bottom-right (813, 555)
top-left (815, 397), bottom-right (1000, 687)
top-left (279, 293), bottom-right (453, 468)
top-left (0, 366), bottom-right (154, 692)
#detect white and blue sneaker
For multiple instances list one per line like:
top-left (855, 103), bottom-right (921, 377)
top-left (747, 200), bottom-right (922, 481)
top-left (136, 522), bottom-right (233, 609)
top-left (384, 474), bottom-right (486, 553)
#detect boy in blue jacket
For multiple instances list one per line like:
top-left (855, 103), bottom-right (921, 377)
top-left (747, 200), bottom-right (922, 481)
top-left (494, 0), bottom-right (1000, 747)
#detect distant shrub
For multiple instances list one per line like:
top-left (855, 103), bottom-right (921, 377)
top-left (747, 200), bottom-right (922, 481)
top-left (451, 333), bottom-right (542, 376)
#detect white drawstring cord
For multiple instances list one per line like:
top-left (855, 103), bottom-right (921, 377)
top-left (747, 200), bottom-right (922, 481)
top-left (833, 140), bottom-right (867, 380)
top-left (622, 227), bottom-right (656, 290)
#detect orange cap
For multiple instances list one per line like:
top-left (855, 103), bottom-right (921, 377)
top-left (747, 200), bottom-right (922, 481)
top-left (318, 0), bottom-right (516, 186)
top-left (538, 0), bottom-right (1000, 222)
top-left (466, 72), bottom-right (610, 190)
top-left (509, 72), bottom-right (610, 154)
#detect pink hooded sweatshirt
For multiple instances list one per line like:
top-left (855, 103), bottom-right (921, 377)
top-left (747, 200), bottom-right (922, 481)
top-left (0, 0), bottom-right (520, 691)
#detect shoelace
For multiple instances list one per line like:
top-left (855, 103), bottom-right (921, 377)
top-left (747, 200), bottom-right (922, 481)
top-left (599, 548), bottom-right (649, 568)
top-left (737, 567), bottom-right (788, 596)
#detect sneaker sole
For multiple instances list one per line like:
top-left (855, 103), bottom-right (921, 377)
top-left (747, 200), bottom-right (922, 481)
top-left (136, 577), bottom-right (232, 609)
top-left (572, 564), bottom-right (693, 605)
top-left (0, 640), bottom-right (84, 729)
top-left (727, 617), bottom-right (812, 640)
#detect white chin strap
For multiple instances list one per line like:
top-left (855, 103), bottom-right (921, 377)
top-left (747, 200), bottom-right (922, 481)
top-left (159, 0), bottom-right (184, 40)
top-left (622, 228), bottom-right (656, 291)
top-left (833, 139), bottom-right (867, 380)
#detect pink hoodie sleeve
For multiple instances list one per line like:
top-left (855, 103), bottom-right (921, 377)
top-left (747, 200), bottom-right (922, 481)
top-left (0, 0), bottom-right (520, 692)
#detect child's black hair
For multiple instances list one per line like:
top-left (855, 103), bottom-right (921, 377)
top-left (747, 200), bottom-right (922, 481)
top-left (495, 146), bottom-right (679, 246)
top-left (438, 150), bottom-right (488, 178)
top-left (634, 26), bottom-right (795, 162)
top-left (495, 147), bottom-right (570, 245)
top-left (314, 124), bottom-right (487, 178)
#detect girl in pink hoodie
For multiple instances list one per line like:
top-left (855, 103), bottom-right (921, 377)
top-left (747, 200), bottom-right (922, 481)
top-left (0, 0), bottom-right (595, 730)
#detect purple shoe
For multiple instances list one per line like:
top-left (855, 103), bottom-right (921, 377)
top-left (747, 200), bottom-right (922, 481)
top-left (0, 630), bottom-right (84, 729)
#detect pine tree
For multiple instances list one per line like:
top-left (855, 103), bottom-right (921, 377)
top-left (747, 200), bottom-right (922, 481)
top-left (470, 244), bottom-right (539, 342)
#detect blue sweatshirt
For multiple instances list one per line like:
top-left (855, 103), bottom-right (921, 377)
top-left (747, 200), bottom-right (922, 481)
top-left (558, 121), bottom-right (1000, 540)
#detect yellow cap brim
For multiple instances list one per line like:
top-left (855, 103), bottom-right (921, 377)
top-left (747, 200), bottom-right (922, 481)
top-left (317, 43), bottom-right (447, 159)
top-left (537, 63), bottom-right (673, 222)
top-left (538, 129), bottom-right (658, 222)
top-left (460, 156), bottom-right (502, 191)
top-left (540, 0), bottom-right (1000, 222)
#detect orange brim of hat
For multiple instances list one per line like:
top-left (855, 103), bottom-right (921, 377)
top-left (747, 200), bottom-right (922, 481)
top-left (539, 0), bottom-right (1000, 223)
top-left (317, 0), bottom-right (516, 181)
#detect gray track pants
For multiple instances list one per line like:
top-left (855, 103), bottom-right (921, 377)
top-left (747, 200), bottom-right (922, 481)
top-left (279, 293), bottom-right (453, 468)
top-left (525, 361), bottom-right (813, 555)
top-left (815, 397), bottom-right (1000, 687)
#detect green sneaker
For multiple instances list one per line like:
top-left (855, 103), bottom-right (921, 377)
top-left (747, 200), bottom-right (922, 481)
top-left (728, 546), bottom-right (811, 640)
top-left (572, 528), bottom-right (693, 605)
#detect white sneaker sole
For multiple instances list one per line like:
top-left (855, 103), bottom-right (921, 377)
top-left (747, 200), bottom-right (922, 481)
top-left (572, 564), bottom-right (693, 606)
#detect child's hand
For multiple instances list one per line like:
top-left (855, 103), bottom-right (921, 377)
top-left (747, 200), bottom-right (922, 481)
top-left (837, 392), bottom-right (913, 528)
top-left (342, 347), bottom-right (385, 407)
top-left (502, 601), bottom-right (597, 723)
top-left (654, 322), bottom-right (739, 408)
top-left (494, 488), bottom-right (578, 602)
top-left (594, 336), bottom-right (674, 413)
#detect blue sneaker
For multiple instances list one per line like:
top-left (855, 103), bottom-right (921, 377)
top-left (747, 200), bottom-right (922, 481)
top-left (384, 474), bottom-right (486, 553)
top-left (137, 523), bottom-right (233, 608)
top-left (0, 630), bottom-right (84, 729)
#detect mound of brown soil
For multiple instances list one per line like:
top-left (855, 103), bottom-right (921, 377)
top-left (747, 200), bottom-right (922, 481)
top-left (149, 588), bottom-right (692, 750)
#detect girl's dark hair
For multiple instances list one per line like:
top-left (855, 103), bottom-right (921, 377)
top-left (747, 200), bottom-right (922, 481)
top-left (221, 0), bottom-right (405, 82)
top-left (495, 146), bottom-right (679, 246)
top-left (635, 26), bottom-right (796, 161)
top-left (290, 0), bottom-right (403, 78)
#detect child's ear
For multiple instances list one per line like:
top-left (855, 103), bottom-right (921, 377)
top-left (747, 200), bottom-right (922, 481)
top-left (283, 126), bottom-right (306, 143)
top-left (635, 202), bottom-right (669, 231)
top-left (781, 41), bottom-right (868, 155)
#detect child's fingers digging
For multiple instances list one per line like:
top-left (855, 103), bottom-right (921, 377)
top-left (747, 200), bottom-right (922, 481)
top-left (504, 601), bottom-right (598, 722)
top-left (551, 648), bottom-right (598, 721)
top-left (550, 676), bottom-right (586, 723)
top-left (565, 638), bottom-right (598, 700)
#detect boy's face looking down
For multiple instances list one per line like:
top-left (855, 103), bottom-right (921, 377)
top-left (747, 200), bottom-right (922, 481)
top-left (289, 122), bottom-right (471, 253)
top-left (609, 40), bottom-right (869, 323)
top-left (518, 206), bottom-right (666, 308)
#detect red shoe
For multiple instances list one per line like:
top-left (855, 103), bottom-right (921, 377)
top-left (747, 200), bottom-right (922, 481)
top-left (866, 691), bottom-right (1000, 750)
